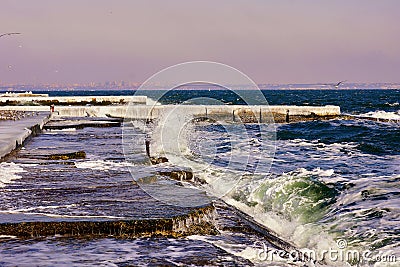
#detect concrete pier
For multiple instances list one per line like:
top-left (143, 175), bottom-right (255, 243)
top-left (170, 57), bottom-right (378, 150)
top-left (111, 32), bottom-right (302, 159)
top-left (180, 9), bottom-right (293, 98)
top-left (0, 104), bottom-right (341, 122)
top-left (0, 113), bottom-right (50, 159)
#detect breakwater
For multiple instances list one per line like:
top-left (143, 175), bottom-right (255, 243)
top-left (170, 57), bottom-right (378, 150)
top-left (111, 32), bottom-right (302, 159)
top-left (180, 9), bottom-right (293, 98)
top-left (0, 104), bottom-right (341, 123)
top-left (0, 112), bottom-right (50, 160)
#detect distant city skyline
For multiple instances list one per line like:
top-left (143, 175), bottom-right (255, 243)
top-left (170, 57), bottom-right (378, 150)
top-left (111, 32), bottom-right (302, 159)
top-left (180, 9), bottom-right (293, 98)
top-left (1, 0), bottom-right (400, 84)
top-left (1, 81), bottom-right (399, 91)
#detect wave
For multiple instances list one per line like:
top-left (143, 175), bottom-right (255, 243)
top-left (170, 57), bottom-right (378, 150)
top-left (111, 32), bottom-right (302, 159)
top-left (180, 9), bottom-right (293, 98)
top-left (288, 138), bottom-right (359, 152)
top-left (0, 162), bottom-right (27, 187)
top-left (325, 173), bottom-right (400, 251)
top-left (124, 117), bottom-right (399, 264)
top-left (359, 110), bottom-right (400, 120)
top-left (74, 160), bottom-right (133, 171)
top-left (2, 204), bottom-right (78, 213)
top-left (183, 142), bottom-right (398, 264)
top-left (221, 168), bottom-right (343, 265)
top-left (384, 102), bottom-right (399, 107)
top-left (220, 168), bottom-right (399, 266)
top-left (226, 167), bottom-right (339, 226)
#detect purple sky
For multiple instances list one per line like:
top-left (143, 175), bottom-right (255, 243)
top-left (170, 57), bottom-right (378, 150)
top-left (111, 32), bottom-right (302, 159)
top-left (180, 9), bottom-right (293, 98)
top-left (1, 0), bottom-right (399, 84)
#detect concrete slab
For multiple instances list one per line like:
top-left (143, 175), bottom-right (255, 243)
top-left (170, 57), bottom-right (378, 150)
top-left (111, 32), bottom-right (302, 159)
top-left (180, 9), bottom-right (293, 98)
top-left (0, 104), bottom-right (341, 121)
top-left (0, 113), bottom-right (50, 159)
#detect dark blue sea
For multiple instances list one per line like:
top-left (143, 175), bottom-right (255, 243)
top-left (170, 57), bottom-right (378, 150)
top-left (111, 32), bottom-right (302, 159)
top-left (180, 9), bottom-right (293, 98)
top-left (0, 89), bottom-right (399, 266)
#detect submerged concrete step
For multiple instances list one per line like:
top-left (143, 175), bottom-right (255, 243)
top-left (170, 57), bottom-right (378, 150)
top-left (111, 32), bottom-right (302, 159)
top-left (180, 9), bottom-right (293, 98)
top-left (0, 204), bottom-right (217, 239)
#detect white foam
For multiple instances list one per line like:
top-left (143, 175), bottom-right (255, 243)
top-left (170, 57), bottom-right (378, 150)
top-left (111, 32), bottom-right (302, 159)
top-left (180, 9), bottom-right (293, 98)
top-left (188, 234), bottom-right (291, 265)
top-left (75, 160), bottom-right (133, 171)
top-left (285, 139), bottom-right (358, 152)
top-left (3, 204), bottom-right (78, 213)
top-left (386, 102), bottom-right (399, 107)
top-left (0, 162), bottom-right (26, 187)
top-left (293, 167), bottom-right (335, 177)
top-left (360, 110), bottom-right (400, 120)
top-left (44, 128), bottom-right (77, 132)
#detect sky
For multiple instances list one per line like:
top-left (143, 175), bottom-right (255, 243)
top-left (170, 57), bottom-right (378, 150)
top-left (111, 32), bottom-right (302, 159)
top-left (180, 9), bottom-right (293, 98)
top-left (1, 0), bottom-right (399, 85)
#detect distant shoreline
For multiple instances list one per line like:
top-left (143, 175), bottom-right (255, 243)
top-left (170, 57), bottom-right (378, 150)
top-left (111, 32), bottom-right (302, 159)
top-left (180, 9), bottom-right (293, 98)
top-left (0, 87), bottom-right (399, 92)
top-left (0, 82), bottom-right (399, 92)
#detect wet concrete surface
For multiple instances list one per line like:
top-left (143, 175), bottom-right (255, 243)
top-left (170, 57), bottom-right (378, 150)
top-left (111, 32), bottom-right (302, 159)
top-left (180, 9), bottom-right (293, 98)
top-left (0, 121), bottom-right (216, 239)
top-left (0, 112), bottom-right (49, 159)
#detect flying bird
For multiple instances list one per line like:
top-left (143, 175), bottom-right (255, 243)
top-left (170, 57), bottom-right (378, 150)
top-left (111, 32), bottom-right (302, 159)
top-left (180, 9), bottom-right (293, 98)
top-left (334, 80), bottom-right (346, 88)
top-left (321, 80), bottom-right (347, 89)
top-left (0, 32), bottom-right (21, 38)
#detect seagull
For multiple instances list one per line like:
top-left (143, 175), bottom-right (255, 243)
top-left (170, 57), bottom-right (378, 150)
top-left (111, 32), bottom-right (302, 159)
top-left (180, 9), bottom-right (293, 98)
top-left (334, 80), bottom-right (346, 88)
top-left (0, 32), bottom-right (21, 38)
top-left (322, 80), bottom-right (347, 89)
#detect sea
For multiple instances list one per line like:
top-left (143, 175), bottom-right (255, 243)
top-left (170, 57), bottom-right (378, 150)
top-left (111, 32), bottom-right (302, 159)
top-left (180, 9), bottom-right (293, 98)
top-left (0, 89), bottom-right (399, 266)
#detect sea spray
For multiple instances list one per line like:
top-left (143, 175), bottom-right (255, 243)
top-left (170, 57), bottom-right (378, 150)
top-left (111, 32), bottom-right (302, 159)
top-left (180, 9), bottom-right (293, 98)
top-left (153, 106), bottom-right (194, 161)
top-left (145, 107), bottom-right (262, 198)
